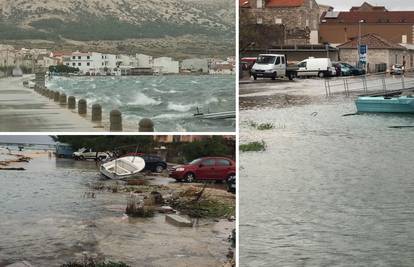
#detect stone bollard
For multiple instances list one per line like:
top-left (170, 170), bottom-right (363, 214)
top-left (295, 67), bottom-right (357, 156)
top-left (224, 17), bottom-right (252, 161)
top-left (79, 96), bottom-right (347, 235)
top-left (110, 110), bottom-right (122, 132)
top-left (68, 96), bottom-right (76, 109)
top-left (78, 99), bottom-right (87, 115)
top-left (92, 104), bottom-right (102, 122)
top-left (54, 92), bottom-right (60, 102)
top-left (139, 118), bottom-right (154, 132)
top-left (59, 93), bottom-right (67, 105)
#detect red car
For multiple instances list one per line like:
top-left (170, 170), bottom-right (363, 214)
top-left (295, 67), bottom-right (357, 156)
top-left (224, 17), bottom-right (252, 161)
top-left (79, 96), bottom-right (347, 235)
top-left (170, 157), bottom-right (236, 183)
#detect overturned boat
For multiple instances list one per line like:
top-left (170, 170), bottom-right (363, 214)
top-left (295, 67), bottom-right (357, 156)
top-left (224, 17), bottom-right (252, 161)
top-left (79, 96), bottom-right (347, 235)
top-left (100, 156), bottom-right (145, 180)
top-left (356, 94), bottom-right (414, 114)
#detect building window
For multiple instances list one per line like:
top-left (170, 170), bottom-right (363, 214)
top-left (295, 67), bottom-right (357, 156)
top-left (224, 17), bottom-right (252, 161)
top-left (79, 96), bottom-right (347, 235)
top-left (72, 56), bottom-right (75, 59)
top-left (402, 35), bottom-right (408, 44)
top-left (87, 56), bottom-right (90, 59)
top-left (78, 63), bottom-right (81, 66)
top-left (78, 56), bottom-right (81, 60)
top-left (257, 0), bottom-right (262, 8)
top-left (87, 62), bottom-right (90, 66)
top-left (257, 17), bottom-right (263, 24)
top-left (72, 63), bottom-right (76, 66)
top-left (66, 63), bottom-right (69, 66)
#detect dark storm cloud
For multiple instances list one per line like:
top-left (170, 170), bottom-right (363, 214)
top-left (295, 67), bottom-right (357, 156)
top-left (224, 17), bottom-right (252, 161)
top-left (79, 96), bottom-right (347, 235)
top-left (317, 0), bottom-right (414, 11)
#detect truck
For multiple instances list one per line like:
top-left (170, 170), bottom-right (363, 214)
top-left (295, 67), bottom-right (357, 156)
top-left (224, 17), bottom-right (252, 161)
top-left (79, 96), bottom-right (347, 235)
top-left (73, 148), bottom-right (112, 161)
top-left (250, 54), bottom-right (298, 81)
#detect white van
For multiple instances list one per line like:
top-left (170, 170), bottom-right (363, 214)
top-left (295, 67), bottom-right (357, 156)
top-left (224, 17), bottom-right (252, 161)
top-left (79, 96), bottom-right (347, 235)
top-left (296, 57), bottom-right (336, 78)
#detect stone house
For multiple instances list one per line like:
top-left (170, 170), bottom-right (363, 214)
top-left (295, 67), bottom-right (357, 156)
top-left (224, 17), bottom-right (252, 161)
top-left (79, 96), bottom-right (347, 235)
top-left (240, 0), bottom-right (321, 47)
top-left (338, 33), bottom-right (413, 72)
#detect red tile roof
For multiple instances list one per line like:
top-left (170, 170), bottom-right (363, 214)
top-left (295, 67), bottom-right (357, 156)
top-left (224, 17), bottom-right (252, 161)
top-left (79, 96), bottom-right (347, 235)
top-left (240, 0), bottom-right (305, 8)
top-left (322, 11), bottom-right (414, 24)
top-left (338, 33), bottom-right (406, 50)
top-left (239, 0), bottom-right (250, 8)
top-left (266, 0), bottom-right (305, 7)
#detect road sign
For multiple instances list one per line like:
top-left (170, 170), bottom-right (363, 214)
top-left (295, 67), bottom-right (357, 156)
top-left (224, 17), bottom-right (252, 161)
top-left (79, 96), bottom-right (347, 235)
top-left (359, 44), bottom-right (368, 63)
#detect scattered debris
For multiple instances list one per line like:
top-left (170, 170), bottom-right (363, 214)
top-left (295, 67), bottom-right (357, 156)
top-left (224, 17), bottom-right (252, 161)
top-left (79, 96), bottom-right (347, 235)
top-left (239, 141), bottom-right (266, 152)
top-left (165, 214), bottom-right (192, 227)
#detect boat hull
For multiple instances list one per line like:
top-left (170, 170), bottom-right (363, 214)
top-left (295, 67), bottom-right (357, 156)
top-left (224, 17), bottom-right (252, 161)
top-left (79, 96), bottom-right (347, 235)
top-left (99, 156), bottom-right (145, 180)
top-left (356, 96), bottom-right (414, 113)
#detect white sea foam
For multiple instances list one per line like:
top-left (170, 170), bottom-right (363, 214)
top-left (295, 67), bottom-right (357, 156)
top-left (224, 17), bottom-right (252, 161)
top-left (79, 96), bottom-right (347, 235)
top-left (167, 102), bottom-right (195, 112)
top-left (128, 93), bottom-right (161, 106)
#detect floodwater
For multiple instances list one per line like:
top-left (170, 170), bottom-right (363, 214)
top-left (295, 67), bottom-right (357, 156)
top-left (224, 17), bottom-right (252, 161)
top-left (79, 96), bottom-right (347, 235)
top-left (47, 75), bottom-right (236, 132)
top-left (240, 96), bottom-right (414, 266)
top-left (0, 155), bottom-right (232, 267)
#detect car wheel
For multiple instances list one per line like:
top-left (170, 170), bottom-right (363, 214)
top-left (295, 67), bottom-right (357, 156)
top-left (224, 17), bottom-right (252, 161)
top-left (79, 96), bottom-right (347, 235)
top-left (318, 72), bottom-right (325, 78)
top-left (79, 156), bottom-right (85, 160)
top-left (155, 165), bottom-right (164, 173)
top-left (271, 72), bottom-right (277, 80)
top-left (185, 172), bottom-right (196, 183)
top-left (253, 75), bottom-right (257, 80)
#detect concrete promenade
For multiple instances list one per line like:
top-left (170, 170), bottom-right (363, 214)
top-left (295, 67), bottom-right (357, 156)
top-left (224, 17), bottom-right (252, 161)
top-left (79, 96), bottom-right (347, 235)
top-left (0, 76), bottom-right (103, 132)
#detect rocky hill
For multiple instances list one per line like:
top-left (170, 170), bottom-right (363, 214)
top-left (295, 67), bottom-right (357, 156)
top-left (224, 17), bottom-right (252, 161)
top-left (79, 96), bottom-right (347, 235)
top-left (0, 0), bottom-right (235, 58)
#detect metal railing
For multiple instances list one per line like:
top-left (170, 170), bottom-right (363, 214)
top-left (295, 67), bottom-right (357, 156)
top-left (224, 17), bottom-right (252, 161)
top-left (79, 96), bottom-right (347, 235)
top-left (324, 72), bottom-right (414, 97)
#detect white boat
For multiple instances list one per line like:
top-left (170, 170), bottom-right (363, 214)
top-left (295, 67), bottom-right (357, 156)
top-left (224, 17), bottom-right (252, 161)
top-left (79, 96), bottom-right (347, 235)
top-left (100, 156), bottom-right (145, 180)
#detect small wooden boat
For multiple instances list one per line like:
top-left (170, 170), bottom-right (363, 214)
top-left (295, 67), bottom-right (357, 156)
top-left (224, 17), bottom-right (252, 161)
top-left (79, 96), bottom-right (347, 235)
top-left (100, 156), bottom-right (145, 180)
top-left (356, 95), bottom-right (414, 113)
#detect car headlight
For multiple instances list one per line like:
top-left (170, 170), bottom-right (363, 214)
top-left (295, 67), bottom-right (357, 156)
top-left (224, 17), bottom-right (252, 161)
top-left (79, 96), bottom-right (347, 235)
top-left (175, 167), bottom-right (185, 171)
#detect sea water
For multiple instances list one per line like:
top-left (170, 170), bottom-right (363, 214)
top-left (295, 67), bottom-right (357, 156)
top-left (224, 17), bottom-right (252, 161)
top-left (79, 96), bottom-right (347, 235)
top-left (47, 75), bottom-right (235, 132)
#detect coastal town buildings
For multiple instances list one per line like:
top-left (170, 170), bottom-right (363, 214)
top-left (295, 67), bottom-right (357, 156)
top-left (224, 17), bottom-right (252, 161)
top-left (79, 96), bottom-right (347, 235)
top-left (181, 58), bottom-right (209, 73)
top-left (153, 57), bottom-right (180, 74)
top-left (1, 44), bottom-right (234, 75)
top-left (338, 33), bottom-right (413, 72)
top-left (320, 2), bottom-right (414, 46)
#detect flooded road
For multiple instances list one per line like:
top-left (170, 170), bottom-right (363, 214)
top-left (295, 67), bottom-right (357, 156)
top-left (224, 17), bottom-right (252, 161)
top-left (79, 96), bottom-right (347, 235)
top-left (0, 154), bottom-right (232, 266)
top-left (240, 97), bottom-right (414, 266)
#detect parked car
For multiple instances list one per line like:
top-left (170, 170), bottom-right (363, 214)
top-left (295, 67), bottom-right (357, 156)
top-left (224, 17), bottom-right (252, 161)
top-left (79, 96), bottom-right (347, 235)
top-left (124, 153), bottom-right (167, 173)
top-left (391, 64), bottom-right (405, 75)
top-left (296, 57), bottom-right (336, 78)
top-left (170, 157), bottom-right (236, 183)
top-left (250, 54), bottom-right (298, 80)
top-left (73, 148), bottom-right (111, 161)
top-left (339, 62), bottom-right (366, 76)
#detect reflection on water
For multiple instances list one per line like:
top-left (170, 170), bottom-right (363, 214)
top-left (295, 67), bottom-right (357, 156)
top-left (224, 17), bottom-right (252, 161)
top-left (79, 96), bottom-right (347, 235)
top-left (240, 99), bottom-right (414, 266)
top-left (0, 156), bottom-right (230, 266)
top-left (47, 75), bottom-right (236, 132)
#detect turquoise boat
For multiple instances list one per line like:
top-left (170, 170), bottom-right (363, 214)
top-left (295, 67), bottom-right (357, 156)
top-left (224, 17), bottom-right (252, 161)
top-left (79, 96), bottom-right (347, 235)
top-left (356, 95), bottom-right (414, 113)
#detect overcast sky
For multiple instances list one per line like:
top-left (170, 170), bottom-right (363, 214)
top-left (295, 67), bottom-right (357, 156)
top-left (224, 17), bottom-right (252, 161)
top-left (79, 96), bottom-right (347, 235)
top-left (317, 1), bottom-right (414, 11)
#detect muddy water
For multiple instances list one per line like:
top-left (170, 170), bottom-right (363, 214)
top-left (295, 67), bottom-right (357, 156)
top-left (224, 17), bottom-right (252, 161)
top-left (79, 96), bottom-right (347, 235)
top-left (0, 155), bottom-right (231, 267)
top-left (240, 98), bottom-right (414, 266)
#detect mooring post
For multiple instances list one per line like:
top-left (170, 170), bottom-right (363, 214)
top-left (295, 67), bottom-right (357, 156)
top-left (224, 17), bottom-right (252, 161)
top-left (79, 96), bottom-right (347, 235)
top-left (78, 99), bottom-right (87, 115)
top-left (68, 96), bottom-right (76, 109)
top-left (59, 93), bottom-right (67, 105)
top-left (92, 104), bottom-right (102, 122)
top-left (139, 118), bottom-right (154, 132)
top-left (54, 92), bottom-right (60, 102)
top-left (110, 110), bottom-right (122, 132)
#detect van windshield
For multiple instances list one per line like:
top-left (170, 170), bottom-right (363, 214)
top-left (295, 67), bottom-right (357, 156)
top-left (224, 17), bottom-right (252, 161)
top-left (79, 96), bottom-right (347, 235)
top-left (257, 56), bottom-right (276, 64)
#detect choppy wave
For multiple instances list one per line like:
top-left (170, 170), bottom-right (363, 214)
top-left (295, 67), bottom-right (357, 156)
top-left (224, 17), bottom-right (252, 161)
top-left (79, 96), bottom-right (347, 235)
top-left (167, 102), bottom-right (195, 112)
top-left (128, 93), bottom-right (161, 106)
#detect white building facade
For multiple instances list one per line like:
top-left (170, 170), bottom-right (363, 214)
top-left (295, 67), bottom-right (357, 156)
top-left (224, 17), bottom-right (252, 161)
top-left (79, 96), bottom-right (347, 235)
top-left (153, 57), bottom-right (179, 74)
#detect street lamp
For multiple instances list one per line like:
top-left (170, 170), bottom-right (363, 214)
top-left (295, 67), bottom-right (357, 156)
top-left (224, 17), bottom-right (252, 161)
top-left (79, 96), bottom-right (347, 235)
top-left (358, 19), bottom-right (365, 69)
